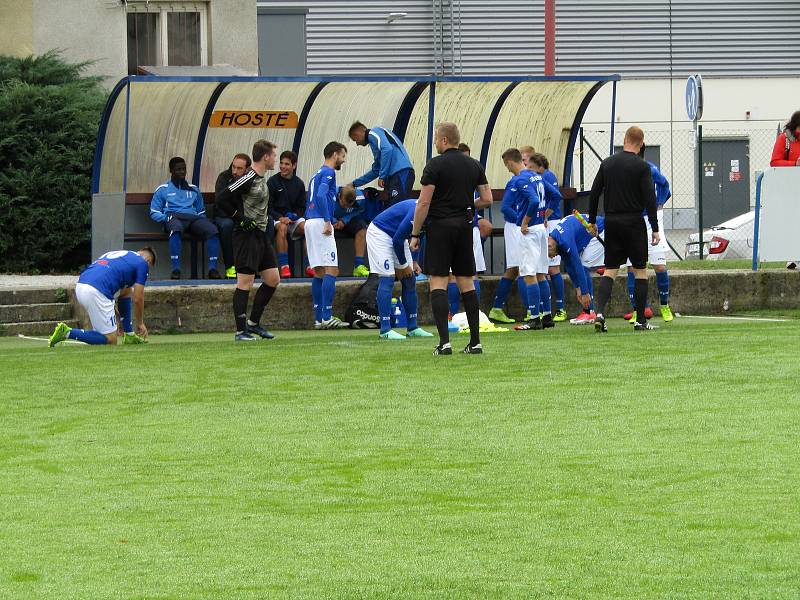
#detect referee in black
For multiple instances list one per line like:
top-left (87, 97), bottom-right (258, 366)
top-left (588, 126), bottom-right (660, 332)
top-left (409, 122), bottom-right (493, 355)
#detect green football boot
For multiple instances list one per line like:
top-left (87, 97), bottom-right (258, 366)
top-left (406, 327), bottom-right (434, 338)
top-left (48, 322), bottom-right (72, 347)
top-left (488, 307), bottom-right (515, 324)
top-left (380, 330), bottom-right (406, 340)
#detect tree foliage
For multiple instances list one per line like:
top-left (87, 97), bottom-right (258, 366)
top-left (0, 51), bottom-right (107, 272)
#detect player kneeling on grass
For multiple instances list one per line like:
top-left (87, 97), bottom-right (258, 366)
top-left (49, 248), bottom-right (155, 347)
top-left (367, 199), bottom-right (433, 340)
top-left (306, 142), bottom-right (352, 329)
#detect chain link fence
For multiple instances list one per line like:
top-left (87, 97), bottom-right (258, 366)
top-left (575, 123), bottom-right (778, 264)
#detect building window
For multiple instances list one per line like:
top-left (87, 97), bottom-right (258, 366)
top-left (126, 2), bottom-right (207, 75)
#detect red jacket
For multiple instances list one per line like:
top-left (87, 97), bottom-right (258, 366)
top-left (770, 131), bottom-right (800, 166)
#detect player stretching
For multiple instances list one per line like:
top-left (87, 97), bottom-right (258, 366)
top-left (366, 199), bottom-right (433, 340)
top-left (307, 142), bottom-right (351, 329)
top-left (624, 146), bottom-right (674, 322)
top-left (49, 248), bottom-right (155, 347)
top-left (501, 148), bottom-right (561, 330)
top-left (548, 214), bottom-right (606, 324)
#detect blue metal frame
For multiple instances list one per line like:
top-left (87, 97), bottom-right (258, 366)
top-left (563, 81), bottom-right (609, 187)
top-left (479, 82), bottom-right (519, 168)
top-left (192, 82), bottom-right (229, 187)
top-left (609, 80), bottom-right (618, 156)
top-left (121, 74), bottom-right (621, 84)
top-left (393, 82), bottom-right (429, 141)
top-left (752, 171), bottom-right (764, 271)
top-left (91, 76), bottom-right (130, 194)
top-left (122, 82), bottom-right (131, 193)
top-left (292, 82), bottom-right (328, 154)
top-left (426, 81), bottom-right (436, 163)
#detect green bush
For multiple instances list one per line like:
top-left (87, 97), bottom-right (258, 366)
top-left (0, 51), bottom-right (107, 273)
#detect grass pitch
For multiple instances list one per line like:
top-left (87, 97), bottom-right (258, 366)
top-left (1, 317), bottom-right (798, 599)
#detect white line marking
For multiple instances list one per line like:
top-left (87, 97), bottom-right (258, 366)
top-left (680, 315), bottom-right (791, 323)
top-left (16, 334), bottom-right (84, 344)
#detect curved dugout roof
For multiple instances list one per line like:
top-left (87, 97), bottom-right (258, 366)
top-left (92, 75), bottom-right (618, 195)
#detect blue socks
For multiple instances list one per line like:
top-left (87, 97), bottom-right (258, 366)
top-left (377, 276), bottom-right (394, 333)
top-left (321, 274), bottom-right (336, 321)
top-left (493, 277), bottom-right (514, 309)
top-left (525, 281), bottom-right (541, 319)
top-left (517, 276), bottom-right (529, 313)
top-left (584, 267), bottom-right (595, 311)
top-left (550, 272), bottom-right (564, 310)
top-left (354, 256), bottom-right (365, 268)
top-left (207, 236), bottom-right (220, 271)
top-left (474, 278), bottom-right (481, 303)
top-left (538, 279), bottom-right (552, 316)
top-left (312, 277), bottom-right (323, 322)
top-left (656, 269), bottom-right (670, 305)
top-left (118, 297), bottom-right (133, 334)
top-left (169, 232), bottom-right (181, 271)
top-left (627, 271), bottom-right (636, 308)
top-left (278, 252), bottom-right (289, 268)
top-left (68, 329), bottom-right (108, 345)
top-left (400, 276), bottom-right (418, 331)
top-left (447, 282), bottom-right (460, 316)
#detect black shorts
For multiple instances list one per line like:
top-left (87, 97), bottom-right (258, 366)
top-left (424, 217), bottom-right (476, 277)
top-left (233, 229), bottom-right (278, 275)
top-left (603, 213), bottom-right (648, 269)
top-left (335, 219), bottom-right (367, 237)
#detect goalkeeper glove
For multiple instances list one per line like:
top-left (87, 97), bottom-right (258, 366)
top-left (239, 218), bottom-right (257, 231)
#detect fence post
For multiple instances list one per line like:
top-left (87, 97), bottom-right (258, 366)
top-left (697, 124), bottom-right (703, 260)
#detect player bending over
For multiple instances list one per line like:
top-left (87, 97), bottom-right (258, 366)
top-left (49, 248), bottom-right (155, 347)
top-left (366, 199), bottom-right (433, 340)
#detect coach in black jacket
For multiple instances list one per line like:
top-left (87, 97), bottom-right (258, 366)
top-left (215, 154), bottom-right (252, 278)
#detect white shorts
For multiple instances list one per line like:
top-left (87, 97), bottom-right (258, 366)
top-left (519, 224), bottom-right (549, 277)
top-left (473, 227), bottom-right (486, 273)
top-left (366, 224), bottom-right (412, 275)
top-left (580, 234), bottom-right (605, 268)
top-left (305, 218), bottom-right (338, 268)
top-left (626, 209), bottom-right (668, 267)
top-left (75, 282), bottom-right (116, 335)
top-left (547, 219), bottom-right (562, 267)
top-left (503, 221), bottom-right (521, 268)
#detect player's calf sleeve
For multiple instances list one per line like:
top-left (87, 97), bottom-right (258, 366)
top-left (278, 252), bottom-right (289, 268)
top-left (634, 278), bottom-right (648, 325)
top-left (354, 256), bottom-right (365, 267)
top-left (400, 276), bottom-right (418, 331)
top-left (517, 277), bottom-right (529, 312)
top-left (656, 270), bottom-right (670, 305)
top-left (550, 272), bottom-right (565, 309)
top-left (311, 277), bottom-right (323, 322)
top-left (461, 289), bottom-right (481, 347)
top-left (207, 236), bottom-right (220, 270)
top-left (626, 271), bottom-right (636, 308)
top-left (233, 288), bottom-right (249, 332)
top-left (377, 276), bottom-right (394, 333)
top-left (538, 279), bottom-right (552, 315)
top-left (447, 282), bottom-right (460, 316)
top-left (250, 283), bottom-right (276, 324)
top-left (526, 282), bottom-right (541, 318)
top-left (322, 274), bottom-right (336, 321)
top-left (430, 288), bottom-right (451, 345)
top-left (118, 297), bottom-right (133, 334)
top-left (68, 329), bottom-right (108, 344)
top-left (493, 277), bottom-right (513, 309)
top-left (168, 233), bottom-right (182, 271)
top-left (595, 276), bottom-right (613, 317)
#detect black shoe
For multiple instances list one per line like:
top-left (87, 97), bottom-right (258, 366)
top-left (208, 268), bottom-right (222, 279)
top-left (633, 321), bottom-right (659, 331)
top-left (234, 331), bottom-right (257, 342)
top-left (542, 313), bottom-right (555, 329)
top-left (170, 269), bottom-right (181, 280)
top-left (515, 317), bottom-right (543, 331)
top-left (247, 323), bottom-right (275, 339)
top-left (594, 313), bottom-right (607, 333)
top-left (463, 343), bottom-right (483, 354)
top-left (433, 343), bottom-right (453, 356)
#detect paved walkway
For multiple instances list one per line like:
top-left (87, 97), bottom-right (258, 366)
top-left (0, 275), bottom-right (78, 289)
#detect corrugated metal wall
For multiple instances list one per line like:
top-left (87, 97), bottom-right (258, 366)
top-left (256, 0), bottom-right (800, 77)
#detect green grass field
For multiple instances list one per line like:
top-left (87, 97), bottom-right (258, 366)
top-left (1, 317), bottom-right (799, 599)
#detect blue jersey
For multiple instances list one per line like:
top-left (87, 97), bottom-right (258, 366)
top-left (305, 165), bottom-right (337, 221)
top-left (150, 179), bottom-right (205, 222)
top-left (352, 127), bottom-right (414, 187)
top-left (79, 250), bottom-right (149, 300)
top-left (648, 161), bottom-right (671, 210)
top-left (332, 187), bottom-right (367, 224)
top-left (509, 170), bottom-right (561, 227)
top-left (499, 180), bottom-right (518, 224)
top-left (372, 199), bottom-right (416, 264)
top-left (543, 169), bottom-right (561, 219)
top-left (550, 215), bottom-right (605, 294)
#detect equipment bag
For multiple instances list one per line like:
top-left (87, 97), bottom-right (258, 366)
top-left (345, 273), bottom-right (381, 328)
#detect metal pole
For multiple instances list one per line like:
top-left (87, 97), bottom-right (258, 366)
top-left (426, 81), bottom-right (436, 163)
top-left (579, 126), bottom-right (585, 191)
top-left (609, 80), bottom-right (617, 156)
top-left (697, 123), bottom-right (704, 260)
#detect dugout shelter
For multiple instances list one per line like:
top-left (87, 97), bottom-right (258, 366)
top-left (91, 75), bottom-right (620, 278)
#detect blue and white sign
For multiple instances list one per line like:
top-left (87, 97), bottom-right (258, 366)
top-left (685, 74), bottom-right (703, 121)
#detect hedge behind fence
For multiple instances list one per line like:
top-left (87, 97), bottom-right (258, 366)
top-left (0, 52), bottom-right (107, 273)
